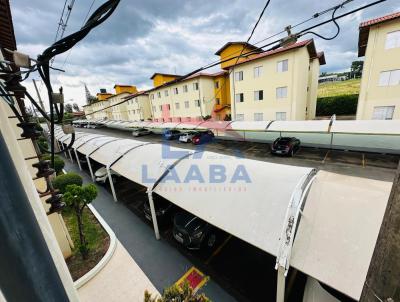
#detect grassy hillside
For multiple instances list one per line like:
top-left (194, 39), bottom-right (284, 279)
top-left (318, 78), bottom-right (361, 98)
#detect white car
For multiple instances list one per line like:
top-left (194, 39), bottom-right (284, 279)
top-left (94, 167), bottom-right (120, 183)
top-left (179, 131), bottom-right (198, 143)
top-left (132, 128), bottom-right (151, 137)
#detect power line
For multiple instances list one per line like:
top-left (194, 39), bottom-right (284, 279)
top-left (84, 0), bottom-right (386, 117)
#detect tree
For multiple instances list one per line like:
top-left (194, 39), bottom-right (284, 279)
top-left (72, 103), bottom-right (80, 112)
top-left (52, 172), bottom-right (83, 194)
top-left (65, 103), bottom-right (73, 113)
top-left (350, 61), bottom-right (364, 78)
top-left (63, 183), bottom-right (97, 259)
top-left (84, 83), bottom-right (97, 105)
top-left (144, 282), bottom-right (210, 302)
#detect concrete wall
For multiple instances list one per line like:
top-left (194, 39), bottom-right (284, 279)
top-left (357, 19), bottom-right (400, 120)
top-left (229, 47), bottom-right (316, 121)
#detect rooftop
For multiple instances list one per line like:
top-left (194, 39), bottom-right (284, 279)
top-left (150, 73), bottom-right (181, 80)
top-left (214, 41), bottom-right (261, 55)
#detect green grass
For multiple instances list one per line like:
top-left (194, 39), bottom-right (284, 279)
top-left (318, 78), bottom-right (361, 98)
top-left (63, 207), bottom-right (109, 280)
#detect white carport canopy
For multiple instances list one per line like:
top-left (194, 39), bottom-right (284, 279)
top-left (159, 122), bottom-right (181, 129)
top-left (151, 151), bottom-right (315, 257)
top-left (71, 134), bottom-right (104, 149)
top-left (175, 122), bottom-right (204, 130)
top-left (291, 171), bottom-right (391, 300)
top-left (76, 136), bottom-right (120, 156)
top-left (228, 121), bottom-right (272, 131)
top-left (61, 132), bottom-right (88, 145)
top-left (330, 120), bottom-right (400, 135)
top-left (146, 122), bottom-right (164, 129)
top-left (90, 139), bottom-right (147, 166)
top-left (267, 120), bottom-right (331, 133)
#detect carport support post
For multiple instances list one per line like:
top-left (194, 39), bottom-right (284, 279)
top-left (74, 149), bottom-right (82, 171)
top-left (86, 156), bottom-right (95, 182)
top-left (147, 190), bottom-right (160, 240)
top-left (67, 149), bottom-right (74, 163)
top-left (360, 162), bottom-right (400, 302)
top-left (107, 166), bottom-right (118, 202)
top-left (276, 267), bottom-right (286, 302)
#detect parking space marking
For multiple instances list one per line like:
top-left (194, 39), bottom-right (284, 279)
top-left (175, 266), bottom-right (209, 293)
top-left (322, 150), bottom-right (330, 163)
top-left (205, 235), bottom-right (232, 265)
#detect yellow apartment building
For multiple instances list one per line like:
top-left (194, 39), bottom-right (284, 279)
top-left (91, 98), bottom-right (111, 120)
top-left (218, 39), bottom-right (324, 121)
top-left (149, 73), bottom-right (220, 122)
top-left (126, 91), bottom-right (152, 121)
top-left (356, 12), bottom-right (400, 120)
top-left (83, 103), bottom-right (93, 120)
top-left (108, 85), bottom-right (138, 121)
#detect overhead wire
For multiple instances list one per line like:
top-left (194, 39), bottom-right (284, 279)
top-left (85, 0), bottom-right (385, 118)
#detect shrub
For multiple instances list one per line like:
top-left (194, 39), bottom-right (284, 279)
top-left (37, 137), bottom-right (49, 153)
top-left (52, 172), bottom-right (83, 193)
top-left (316, 94), bottom-right (358, 116)
top-left (42, 154), bottom-right (65, 174)
top-left (144, 282), bottom-right (210, 302)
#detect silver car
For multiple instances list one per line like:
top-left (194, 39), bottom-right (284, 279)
top-left (179, 131), bottom-right (197, 143)
top-left (132, 128), bottom-right (151, 137)
top-left (94, 167), bottom-right (120, 183)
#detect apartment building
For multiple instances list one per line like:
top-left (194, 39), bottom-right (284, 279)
top-left (356, 12), bottom-right (400, 120)
top-left (82, 103), bottom-right (93, 120)
top-left (126, 91), bottom-right (152, 121)
top-left (149, 73), bottom-right (219, 122)
top-left (216, 39), bottom-right (324, 121)
top-left (108, 85), bottom-right (138, 121)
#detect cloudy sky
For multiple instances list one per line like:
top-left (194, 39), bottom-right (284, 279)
top-left (10, 0), bottom-right (399, 109)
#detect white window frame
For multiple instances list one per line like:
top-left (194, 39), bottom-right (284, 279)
top-left (372, 106), bottom-right (395, 120)
top-left (276, 112), bottom-right (287, 121)
top-left (235, 114), bottom-right (244, 121)
top-left (276, 86), bottom-right (288, 99)
top-left (385, 30), bottom-right (400, 49)
top-left (193, 82), bottom-right (199, 91)
top-left (254, 113), bottom-right (263, 121)
top-left (235, 93), bottom-right (244, 103)
top-left (157, 92), bottom-right (161, 98)
top-left (254, 66), bottom-right (263, 78)
top-left (379, 70), bottom-right (400, 86)
top-left (194, 100), bottom-right (200, 107)
top-left (184, 101), bottom-right (189, 108)
top-left (183, 85), bottom-right (188, 93)
top-left (164, 90), bottom-right (169, 97)
top-left (254, 90), bottom-right (263, 101)
top-left (277, 59), bottom-right (288, 72)
top-left (173, 87), bottom-right (179, 95)
top-left (175, 102), bottom-right (180, 110)
top-left (235, 71), bottom-right (243, 81)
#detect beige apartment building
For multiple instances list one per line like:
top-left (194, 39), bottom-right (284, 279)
top-left (356, 12), bottom-right (400, 120)
top-left (149, 73), bottom-right (217, 122)
top-left (224, 39), bottom-right (325, 121)
top-left (126, 91), bottom-right (152, 121)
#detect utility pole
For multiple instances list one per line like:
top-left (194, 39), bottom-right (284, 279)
top-left (32, 79), bottom-right (46, 113)
top-left (360, 161), bottom-right (400, 302)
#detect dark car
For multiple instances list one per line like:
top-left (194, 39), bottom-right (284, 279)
top-left (192, 130), bottom-right (214, 145)
top-left (173, 211), bottom-right (217, 249)
top-left (143, 198), bottom-right (174, 223)
top-left (163, 129), bottom-right (181, 140)
top-left (271, 137), bottom-right (300, 156)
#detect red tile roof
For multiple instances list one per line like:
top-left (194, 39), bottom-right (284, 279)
top-left (358, 11), bottom-right (400, 57)
top-left (359, 11), bottom-right (400, 28)
top-left (228, 39), bottom-right (325, 67)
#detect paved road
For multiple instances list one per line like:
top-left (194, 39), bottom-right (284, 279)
top-left (75, 126), bottom-right (398, 182)
top-left (64, 161), bottom-right (237, 302)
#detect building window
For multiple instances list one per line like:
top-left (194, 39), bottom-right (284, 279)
top-left (235, 114), bottom-right (244, 121)
top-left (194, 100), bottom-right (200, 107)
top-left (276, 112), bottom-right (287, 120)
top-left (254, 66), bottom-right (263, 78)
top-left (152, 106), bottom-right (156, 112)
top-left (164, 90), bottom-right (169, 97)
top-left (385, 31), bottom-right (400, 49)
top-left (276, 86), bottom-right (288, 99)
top-left (235, 93), bottom-right (244, 103)
top-left (183, 85), bottom-right (188, 93)
top-left (215, 81), bottom-right (219, 88)
top-left (193, 82), bottom-right (199, 91)
top-left (184, 101), bottom-right (189, 108)
top-left (254, 90), bottom-right (263, 101)
top-left (216, 98), bottom-right (220, 105)
top-left (372, 106), bottom-right (395, 120)
top-left (277, 59), bottom-right (288, 72)
top-left (159, 105), bottom-right (162, 111)
top-left (254, 113), bottom-right (263, 121)
top-left (151, 94), bottom-right (154, 100)
top-left (157, 92), bottom-right (161, 98)
top-left (235, 71), bottom-right (243, 81)
top-left (379, 70), bottom-right (400, 86)
top-left (175, 102), bottom-right (180, 110)
top-left (132, 110), bottom-right (135, 114)
top-left (167, 104), bottom-right (171, 110)
top-left (173, 87), bottom-right (179, 94)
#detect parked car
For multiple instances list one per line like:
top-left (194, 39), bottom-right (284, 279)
top-left (192, 130), bottom-right (214, 145)
top-left (179, 131), bottom-right (198, 143)
top-left (271, 137), bottom-right (300, 156)
top-left (143, 198), bottom-right (174, 223)
top-left (132, 128), bottom-right (151, 137)
top-left (94, 166), bottom-right (120, 184)
top-left (163, 129), bottom-right (181, 140)
top-left (78, 157), bottom-right (88, 166)
top-left (173, 211), bottom-right (217, 249)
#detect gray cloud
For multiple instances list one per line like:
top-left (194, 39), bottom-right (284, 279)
top-left (10, 0), bottom-right (400, 107)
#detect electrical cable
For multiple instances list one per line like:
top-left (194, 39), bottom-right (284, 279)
top-left (301, 6), bottom-right (341, 40)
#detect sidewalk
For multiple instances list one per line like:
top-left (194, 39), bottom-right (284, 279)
top-left (65, 161), bottom-right (236, 302)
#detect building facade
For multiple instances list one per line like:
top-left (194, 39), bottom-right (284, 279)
top-left (356, 12), bottom-right (400, 120)
top-left (126, 92), bottom-right (152, 121)
top-left (219, 39), bottom-right (324, 121)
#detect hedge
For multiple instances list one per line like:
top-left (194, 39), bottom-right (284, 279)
top-left (316, 94), bottom-right (358, 116)
top-left (41, 154), bottom-right (65, 174)
top-left (52, 172), bottom-right (83, 193)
